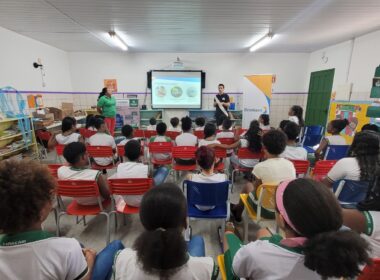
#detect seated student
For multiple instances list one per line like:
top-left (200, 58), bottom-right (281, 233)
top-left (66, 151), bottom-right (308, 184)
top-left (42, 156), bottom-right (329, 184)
top-left (113, 184), bottom-right (218, 279)
top-left (288, 105), bottom-right (304, 126)
top-left (116, 140), bottom-right (168, 207)
top-left (186, 146), bottom-right (227, 211)
top-left (147, 117), bottom-right (157, 131)
top-left (194, 117), bottom-right (205, 131)
top-left (118, 124), bottom-right (134, 146)
top-left (279, 119), bottom-right (291, 131)
top-left (258, 113), bottom-right (270, 131)
top-left (58, 142), bottom-right (110, 205)
top-left (198, 123), bottom-right (221, 147)
top-left (362, 123), bottom-right (379, 133)
top-left (149, 122), bottom-right (172, 161)
top-left (280, 122), bottom-right (308, 160)
top-left (231, 130), bottom-right (296, 222)
top-left (175, 116), bottom-right (198, 165)
top-left (216, 118), bottom-right (235, 139)
top-left (48, 116), bottom-right (83, 149)
top-left (85, 114), bottom-right (97, 131)
top-left (0, 159), bottom-right (97, 279)
top-left (217, 115), bottom-right (228, 130)
top-left (224, 178), bottom-right (370, 280)
top-left (168, 117), bottom-right (181, 132)
top-left (315, 119), bottom-right (349, 160)
top-left (88, 118), bottom-right (117, 166)
top-left (322, 131), bottom-right (379, 189)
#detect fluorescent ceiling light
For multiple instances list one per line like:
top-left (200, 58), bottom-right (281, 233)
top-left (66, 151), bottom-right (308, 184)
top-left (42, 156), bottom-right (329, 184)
top-left (249, 32), bottom-right (274, 52)
top-left (108, 31), bottom-right (128, 51)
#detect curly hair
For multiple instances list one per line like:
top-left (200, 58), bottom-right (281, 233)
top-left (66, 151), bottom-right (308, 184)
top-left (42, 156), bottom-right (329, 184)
top-left (0, 159), bottom-right (56, 234)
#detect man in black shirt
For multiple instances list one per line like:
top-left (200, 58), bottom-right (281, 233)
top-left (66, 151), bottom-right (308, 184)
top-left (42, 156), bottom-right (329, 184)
top-left (214, 83), bottom-right (230, 123)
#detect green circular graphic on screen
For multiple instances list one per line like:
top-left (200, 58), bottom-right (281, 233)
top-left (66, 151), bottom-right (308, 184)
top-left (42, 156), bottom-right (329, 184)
top-left (186, 87), bottom-right (198, 97)
top-left (171, 86), bottom-right (183, 98)
top-left (156, 86), bottom-right (166, 97)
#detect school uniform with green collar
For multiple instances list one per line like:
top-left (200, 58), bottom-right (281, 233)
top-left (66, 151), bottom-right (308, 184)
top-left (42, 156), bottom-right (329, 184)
top-left (0, 230), bottom-right (88, 280)
top-left (361, 211), bottom-right (380, 257)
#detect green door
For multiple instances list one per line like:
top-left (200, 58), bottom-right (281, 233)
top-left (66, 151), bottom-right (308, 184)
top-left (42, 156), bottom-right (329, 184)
top-left (305, 69), bottom-right (335, 126)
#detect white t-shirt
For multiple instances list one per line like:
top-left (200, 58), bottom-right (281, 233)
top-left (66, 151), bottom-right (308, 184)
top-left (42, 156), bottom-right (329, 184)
top-left (195, 126), bottom-right (205, 131)
top-left (146, 125), bottom-right (156, 131)
top-left (149, 135), bottom-right (172, 161)
top-left (232, 235), bottom-right (322, 280)
top-left (58, 166), bottom-right (101, 205)
top-left (189, 172), bottom-right (227, 211)
top-left (88, 132), bottom-right (117, 166)
top-left (113, 248), bottom-right (216, 280)
top-left (198, 138), bottom-right (221, 147)
top-left (55, 132), bottom-right (81, 145)
top-left (362, 211), bottom-right (380, 257)
top-left (327, 157), bottom-right (360, 182)
top-left (168, 127), bottom-right (182, 132)
top-left (260, 124), bottom-right (271, 131)
top-left (116, 161), bottom-right (149, 207)
top-left (288, 116), bottom-right (299, 125)
top-left (280, 145), bottom-right (308, 160)
top-left (0, 232), bottom-right (88, 280)
top-left (253, 158), bottom-right (296, 184)
top-left (325, 135), bottom-right (347, 146)
top-left (175, 132), bottom-right (198, 147)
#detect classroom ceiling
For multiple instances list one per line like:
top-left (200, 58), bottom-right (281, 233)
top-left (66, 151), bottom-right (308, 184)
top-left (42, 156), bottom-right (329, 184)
top-left (0, 0), bottom-right (379, 52)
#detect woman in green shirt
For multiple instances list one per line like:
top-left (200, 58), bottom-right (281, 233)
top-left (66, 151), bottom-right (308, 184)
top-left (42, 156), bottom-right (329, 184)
top-left (97, 87), bottom-right (116, 136)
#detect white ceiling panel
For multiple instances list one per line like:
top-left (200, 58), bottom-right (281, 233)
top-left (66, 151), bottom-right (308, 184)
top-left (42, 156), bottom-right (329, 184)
top-left (0, 0), bottom-right (379, 52)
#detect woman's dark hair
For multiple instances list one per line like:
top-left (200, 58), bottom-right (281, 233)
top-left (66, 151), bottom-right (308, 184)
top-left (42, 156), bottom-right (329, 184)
top-left (290, 105), bottom-right (304, 126)
top-left (330, 119), bottom-right (349, 133)
top-left (181, 116), bottom-right (192, 132)
top-left (0, 159), bottom-right (56, 233)
top-left (196, 146), bottom-right (215, 170)
top-left (85, 115), bottom-right (96, 129)
top-left (156, 122), bottom-right (167, 136)
top-left (204, 123), bottom-right (216, 138)
top-left (362, 123), bottom-right (379, 133)
top-left (262, 130), bottom-right (286, 155)
top-left (348, 131), bottom-right (380, 181)
top-left (170, 117), bottom-right (179, 128)
top-left (195, 117), bottom-right (205, 127)
top-left (222, 118), bottom-right (232, 130)
top-left (125, 140), bottom-right (141, 161)
top-left (94, 117), bottom-right (105, 130)
top-left (279, 120), bottom-right (291, 131)
top-left (134, 183), bottom-right (188, 278)
top-left (63, 142), bottom-right (86, 164)
top-left (244, 120), bottom-right (262, 153)
top-left (98, 87), bottom-right (107, 101)
top-left (283, 122), bottom-right (300, 141)
top-left (260, 114), bottom-right (270, 126)
top-left (149, 117), bottom-right (157, 126)
top-left (121, 124), bottom-right (133, 138)
top-left (61, 116), bottom-right (76, 133)
top-left (281, 179), bottom-right (370, 278)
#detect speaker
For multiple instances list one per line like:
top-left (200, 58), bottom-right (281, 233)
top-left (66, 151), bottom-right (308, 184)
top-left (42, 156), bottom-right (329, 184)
top-left (201, 71), bottom-right (206, 89)
top-left (147, 71), bottom-right (152, 89)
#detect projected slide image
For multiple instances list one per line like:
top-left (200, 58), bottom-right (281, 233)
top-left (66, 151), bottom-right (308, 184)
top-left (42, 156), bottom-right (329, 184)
top-left (171, 86), bottom-right (183, 98)
top-left (156, 86), bottom-right (166, 97)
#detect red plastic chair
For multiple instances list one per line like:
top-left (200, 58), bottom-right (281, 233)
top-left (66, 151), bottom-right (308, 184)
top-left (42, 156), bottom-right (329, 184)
top-left (56, 179), bottom-right (111, 244)
top-left (133, 129), bottom-right (145, 138)
top-left (36, 130), bottom-right (53, 158)
top-left (47, 164), bottom-right (63, 178)
top-left (171, 146), bottom-right (198, 180)
top-left (213, 147), bottom-right (227, 172)
top-left (231, 148), bottom-right (264, 183)
top-left (148, 142), bottom-right (173, 166)
top-left (358, 258), bottom-right (380, 280)
top-left (166, 131), bottom-right (181, 141)
top-left (78, 128), bottom-right (97, 139)
top-left (236, 128), bottom-right (247, 136)
top-left (193, 130), bottom-right (204, 139)
top-left (289, 159), bottom-right (310, 177)
top-left (55, 144), bottom-right (66, 163)
top-left (312, 160), bottom-right (337, 181)
top-left (87, 145), bottom-right (118, 170)
top-left (217, 137), bottom-right (236, 145)
top-left (144, 130), bottom-right (157, 139)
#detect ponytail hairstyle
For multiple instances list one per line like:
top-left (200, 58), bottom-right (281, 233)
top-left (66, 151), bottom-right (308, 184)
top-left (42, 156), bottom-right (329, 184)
top-left (259, 114), bottom-right (270, 126)
top-left (98, 87), bottom-right (107, 101)
top-left (196, 146), bottom-right (215, 171)
top-left (245, 120), bottom-right (262, 153)
top-left (134, 183), bottom-right (188, 278)
top-left (349, 131), bottom-right (380, 181)
top-left (279, 179), bottom-right (370, 279)
top-left (290, 105), bottom-right (304, 126)
top-left (329, 119), bottom-right (349, 134)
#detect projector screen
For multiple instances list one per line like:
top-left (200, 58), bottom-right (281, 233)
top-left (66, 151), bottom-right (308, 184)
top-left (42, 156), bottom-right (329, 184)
top-left (151, 70), bottom-right (202, 109)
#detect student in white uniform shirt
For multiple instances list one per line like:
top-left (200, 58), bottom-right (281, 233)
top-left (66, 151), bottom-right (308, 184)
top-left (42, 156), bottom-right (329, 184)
top-left (118, 124), bottom-right (134, 146)
top-left (48, 116), bottom-right (83, 149)
top-left (88, 118), bottom-right (117, 166)
top-left (175, 116), bottom-right (198, 165)
top-left (58, 142), bottom-right (110, 205)
top-left (322, 131), bottom-right (379, 189)
top-left (198, 123), bottom-right (221, 147)
top-left (258, 113), bottom-right (271, 131)
top-left (315, 118), bottom-right (349, 160)
top-left (194, 117), bottom-right (205, 131)
top-left (168, 117), bottom-right (182, 132)
top-left (186, 146), bottom-right (228, 211)
top-left (146, 117), bottom-right (157, 131)
top-left (113, 184), bottom-right (219, 280)
top-left (280, 121), bottom-right (308, 160)
top-left (224, 178), bottom-right (371, 280)
top-left (149, 122), bottom-right (172, 161)
top-left (115, 140), bottom-right (169, 207)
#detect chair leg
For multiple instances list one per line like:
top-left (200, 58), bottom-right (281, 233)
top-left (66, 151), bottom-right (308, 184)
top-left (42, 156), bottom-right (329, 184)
top-left (56, 213), bottom-right (63, 237)
top-left (114, 212), bottom-right (118, 231)
top-left (242, 209), bottom-right (249, 244)
top-left (105, 214), bottom-right (110, 245)
top-left (83, 216), bottom-right (86, 226)
top-left (123, 214), bottom-right (127, 226)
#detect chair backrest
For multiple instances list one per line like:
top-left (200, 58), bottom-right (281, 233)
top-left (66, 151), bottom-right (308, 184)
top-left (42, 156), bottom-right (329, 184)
top-left (87, 145), bottom-right (114, 157)
top-left (47, 164), bottom-right (63, 178)
top-left (333, 179), bottom-right (369, 204)
top-left (55, 144), bottom-right (66, 156)
top-left (149, 141), bottom-right (173, 154)
top-left (184, 180), bottom-right (230, 206)
top-left (301, 134), bottom-right (323, 147)
top-left (313, 160), bottom-right (337, 180)
top-left (304, 125), bottom-right (324, 135)
top-left (358, 258), bottom-right (380, 280)
top-left (193, 130), bottom-right (204, 139)
top-left (218, 137), bottom-right (236, 145)
top-left (166, 131), bottom-right (181, 141)
top-left (172, 146), bottom-right (197, 159)
top-left (214, 147), bottom-right (227, 159)
top-left (79, 128), bottom-right (97, 139)
top-left (108, 178), bottom-right (153, 195)
top-left (289, 159), bottom-right (310, 176)
top-left (255, 184), bottom-right (278, 212)
top-left (134, 129), bottom-right (145, 138)
top-left (237, 148), bottom-right (263, 160)
top-left (324, 145), bottom-right (350, 160)
top-left (36, 130), bottom-right (52, 141)
top-left (117, 145), bottom-right (125, 157)
top-left (144, 130), bottom-right (157, 139)
top-left (57, 179), bottom-right (100, 197)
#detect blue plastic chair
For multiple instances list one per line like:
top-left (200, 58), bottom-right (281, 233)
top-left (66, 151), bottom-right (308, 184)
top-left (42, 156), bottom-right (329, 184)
top-left (324, 145), bottom-right (350, 160)
top-left (304, 125), bottom-right (324, 136)
top-left (333, 179), bottom-right (369, 207)
top-left (301, 125), bottom-right (324, 153)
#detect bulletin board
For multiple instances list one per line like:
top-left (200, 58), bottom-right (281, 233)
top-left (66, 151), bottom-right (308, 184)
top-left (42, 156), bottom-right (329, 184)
top-left (327, 101), bottom-right (370, 144)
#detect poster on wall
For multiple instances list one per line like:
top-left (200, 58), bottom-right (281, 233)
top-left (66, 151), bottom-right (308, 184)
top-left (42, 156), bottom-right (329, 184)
top-left (116, 99), bottom-right (140, 128)
top-left (242, 74), bottom-right (274, 128)
top-left (104, 79), bottom-right (118, 92)
top-left (327, 101), bottom-right (370, 144)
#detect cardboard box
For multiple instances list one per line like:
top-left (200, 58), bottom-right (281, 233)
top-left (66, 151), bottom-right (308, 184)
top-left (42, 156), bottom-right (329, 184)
top-left (61, 102), bottom-right (74, 117)
top-left (47, 107), bottom-right (63, 121)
